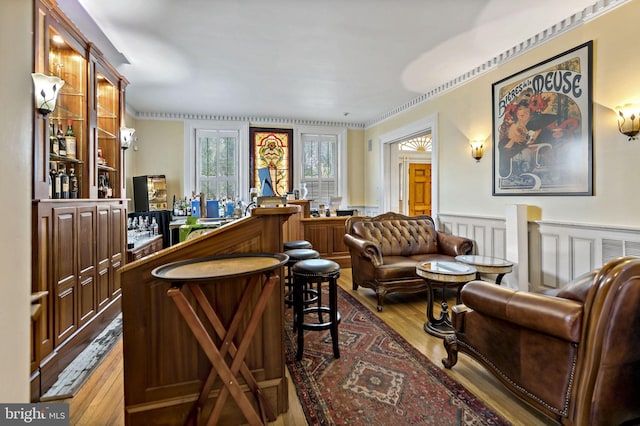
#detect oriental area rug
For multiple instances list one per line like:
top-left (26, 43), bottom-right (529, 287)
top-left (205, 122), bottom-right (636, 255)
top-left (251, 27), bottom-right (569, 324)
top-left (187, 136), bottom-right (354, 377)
top-left (284, 288), bottom-right (510, 426)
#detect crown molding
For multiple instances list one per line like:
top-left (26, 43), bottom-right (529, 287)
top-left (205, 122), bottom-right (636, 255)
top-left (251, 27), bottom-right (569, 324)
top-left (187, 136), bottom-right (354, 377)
top-left (363, 0), bottom-right (628, 129)
top-left (131, 110), bottom-right (365, 129)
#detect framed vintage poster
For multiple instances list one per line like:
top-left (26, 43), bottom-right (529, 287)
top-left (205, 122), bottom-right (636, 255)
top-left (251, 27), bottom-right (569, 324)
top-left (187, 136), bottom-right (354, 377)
top-left (249, 127), bottom-right (293, 196)
top-left (492, 41), bottom-right (593, 196)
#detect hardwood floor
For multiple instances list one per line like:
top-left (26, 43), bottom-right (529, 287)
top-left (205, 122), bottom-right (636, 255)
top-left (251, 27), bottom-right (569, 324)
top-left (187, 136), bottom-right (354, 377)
top-left (64, 268), bottom-right (554, 425)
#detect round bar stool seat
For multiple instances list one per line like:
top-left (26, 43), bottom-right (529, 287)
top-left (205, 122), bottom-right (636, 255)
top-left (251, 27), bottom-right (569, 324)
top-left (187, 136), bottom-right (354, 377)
top-left (284, 240), bottom-right (313, 251)
top-left (283, 249), bottom-right (320, 308)
top-left (292, 258), bottom-right (341, 360)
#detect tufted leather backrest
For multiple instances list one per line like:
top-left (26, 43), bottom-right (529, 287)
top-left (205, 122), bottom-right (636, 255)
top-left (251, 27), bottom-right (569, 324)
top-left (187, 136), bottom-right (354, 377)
top-left (351, 217), bottom-right (439, 256)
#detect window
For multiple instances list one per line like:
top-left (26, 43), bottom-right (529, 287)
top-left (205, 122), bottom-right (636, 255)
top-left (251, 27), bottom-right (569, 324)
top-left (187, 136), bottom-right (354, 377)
top-left (196, 129), bottom-right (239, 200)
top-left (399, 134), bottom-right (432, 152)
top-left (301, 133), bottom-right (338, 206)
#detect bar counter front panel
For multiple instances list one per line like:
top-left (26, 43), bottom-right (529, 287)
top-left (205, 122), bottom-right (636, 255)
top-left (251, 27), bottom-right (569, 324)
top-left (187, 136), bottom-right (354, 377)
top-left (118, 207), bottom-right (298, 425)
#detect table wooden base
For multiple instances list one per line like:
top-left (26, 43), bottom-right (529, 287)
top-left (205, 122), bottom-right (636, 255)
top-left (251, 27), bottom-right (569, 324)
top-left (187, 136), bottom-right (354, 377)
top-left (167, 273), bottom-right (279, 426)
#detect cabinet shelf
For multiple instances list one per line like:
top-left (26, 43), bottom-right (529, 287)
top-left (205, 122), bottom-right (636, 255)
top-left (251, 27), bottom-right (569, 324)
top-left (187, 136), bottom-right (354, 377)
top-left (50, 105), bottom-right (84, 122)
top-left (97, 104), bottom-right (117, 119)
top-left (98, 164), bottom-right (118, 172)
top-left (58, 80), bottom-right (84, 97)
top-left (50, 154), bottom-right (83, 164)
top-left (98, 128), bottom-right (117, 139)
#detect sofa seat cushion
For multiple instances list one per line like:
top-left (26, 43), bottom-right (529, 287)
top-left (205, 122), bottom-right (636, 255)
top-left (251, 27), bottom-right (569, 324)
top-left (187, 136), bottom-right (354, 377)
top-left (375, 254), bottom-right (455, 282)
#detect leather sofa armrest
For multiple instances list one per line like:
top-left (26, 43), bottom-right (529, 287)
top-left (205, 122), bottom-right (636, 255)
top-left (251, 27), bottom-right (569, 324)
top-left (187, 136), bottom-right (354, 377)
top-left (461, 281), bottom-right (583, 343)
top-left (344, 234), bottom-right (383, 266)
top-left (436, 232), bottom-right (474, 256)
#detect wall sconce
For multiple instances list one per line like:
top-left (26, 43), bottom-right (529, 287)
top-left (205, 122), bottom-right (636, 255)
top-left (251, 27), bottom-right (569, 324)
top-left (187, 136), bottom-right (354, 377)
top-left (31, 73), bottom-right (64, 117)
top-left (120, 127), bottom-right (136, 150)
top-left (616, 104), bottom-right (640, 141)
top-left (469, 140), bottom-right (485, 162)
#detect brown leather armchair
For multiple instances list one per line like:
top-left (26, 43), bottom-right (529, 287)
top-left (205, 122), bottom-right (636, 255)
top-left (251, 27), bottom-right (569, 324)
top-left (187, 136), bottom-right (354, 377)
top-left (343, 212), bottom-right (473, 311)
top-left (443, 256), bottom-right (640, 426)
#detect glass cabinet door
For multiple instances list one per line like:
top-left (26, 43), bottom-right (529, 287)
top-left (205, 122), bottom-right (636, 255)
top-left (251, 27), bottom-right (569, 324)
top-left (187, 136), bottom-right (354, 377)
top-left (95, 71), bottom-right (120, 199)
top-left (47, 27), bottom-right (86, 199)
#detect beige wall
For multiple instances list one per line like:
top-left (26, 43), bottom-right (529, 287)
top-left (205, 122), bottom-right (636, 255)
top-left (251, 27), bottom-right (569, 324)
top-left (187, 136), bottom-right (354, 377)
top-left (364, 1), bottom-right (640, 228)
top-left (123, 118), bottom-right (185, 211)
top-left (126, 120), bottom-right (366, 210)
top-left (346, 128), bottom-right (365, 206)
top-left (1, 0), bottom-right (32, 401)
top-left (126, 2), bottom-right (639, 228)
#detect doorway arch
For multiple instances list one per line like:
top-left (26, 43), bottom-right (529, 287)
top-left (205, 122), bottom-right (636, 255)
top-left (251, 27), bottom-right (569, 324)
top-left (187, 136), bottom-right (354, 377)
top-left (378, 114), bottom-right (439, 218)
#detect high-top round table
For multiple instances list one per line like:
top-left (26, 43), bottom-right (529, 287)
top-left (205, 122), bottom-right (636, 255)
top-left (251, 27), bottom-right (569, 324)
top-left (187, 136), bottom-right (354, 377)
top-left (416, 260), bottom-right (477, 338)
top-left (455, 255), bottom-right (513, 285)
top-left (152, 252), bottom-right (288, 426)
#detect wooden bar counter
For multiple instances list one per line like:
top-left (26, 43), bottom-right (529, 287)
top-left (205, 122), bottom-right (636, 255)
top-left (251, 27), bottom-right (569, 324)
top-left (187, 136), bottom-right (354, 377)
top-left (302, 215), bottom-right (351, 268)
top-left (117, 206), bottom-right (299, 425)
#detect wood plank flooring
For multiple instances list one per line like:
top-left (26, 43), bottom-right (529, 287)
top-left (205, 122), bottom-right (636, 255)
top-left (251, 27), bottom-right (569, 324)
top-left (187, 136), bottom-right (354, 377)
top-left (64, 269), bottom-right (554, 425)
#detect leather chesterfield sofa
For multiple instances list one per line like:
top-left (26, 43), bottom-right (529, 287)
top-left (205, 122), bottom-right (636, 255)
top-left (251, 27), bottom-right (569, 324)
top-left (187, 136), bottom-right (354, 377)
top-left (442, 256), bottom-right (640, 426)
top-left (343, 212), bottom-right (473, 311)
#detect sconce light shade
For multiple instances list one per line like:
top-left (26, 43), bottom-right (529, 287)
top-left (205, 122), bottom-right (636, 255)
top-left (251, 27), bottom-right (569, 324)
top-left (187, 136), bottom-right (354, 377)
top-left (120, 127), bottom-right (136, 150)
top-left (470, 140), bottom-right (485, 162)
top-left (616, 104), bottom-right (640, 141)
top-left (31, 73), bottom-right (64, 116)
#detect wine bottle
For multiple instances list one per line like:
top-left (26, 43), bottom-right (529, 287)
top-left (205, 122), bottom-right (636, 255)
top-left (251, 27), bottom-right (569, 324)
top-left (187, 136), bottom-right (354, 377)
top-left (104, 173), bottom-right (113, 198)
top-left (50, 122), bottom-right (59, 156)
top-left (98, 174), bottom-right (106, 198)
top-left (50, 162), bottom-right (60, 199)
top-left (57, 120), bottom-right (66, 157)
top-left (58, 163), bottom-right (69, 199)
top-left (65, 120), bottom-right (76, 159)
top-left (69, 166), bottom-right (79, 199)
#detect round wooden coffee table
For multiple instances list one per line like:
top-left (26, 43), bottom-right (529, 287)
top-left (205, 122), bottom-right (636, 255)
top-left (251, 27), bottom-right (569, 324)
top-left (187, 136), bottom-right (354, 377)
top-left (416, 260), bottom-right (477, 338)
top-left (455, 255), bottom-right (513, 285)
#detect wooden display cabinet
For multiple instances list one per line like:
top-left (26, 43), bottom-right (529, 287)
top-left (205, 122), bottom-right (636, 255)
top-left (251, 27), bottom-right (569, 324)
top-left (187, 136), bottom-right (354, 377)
top-left (30, 0), bottom-right (128, 402)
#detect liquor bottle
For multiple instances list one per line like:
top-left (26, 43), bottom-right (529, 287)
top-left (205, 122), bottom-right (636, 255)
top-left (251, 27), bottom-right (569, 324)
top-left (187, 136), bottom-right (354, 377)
top-left (151, 217), bottom-right (159, 236)
top-left (58, 163), bottom-right (69, 199)
top-left (104, 173), bottom-right (113, 198)
top-left (50, 163), bottom-right (60, 199)
top-left (57, 120), bottom-right (66, 157)
top-left (65, 120), bottom-right (76, 159)
top-left (69, 166), bottom-right (79, 199)
top-left (98, 174), bottom-right (105, 198)
top-left (50, 122), bottom-right (59, 156)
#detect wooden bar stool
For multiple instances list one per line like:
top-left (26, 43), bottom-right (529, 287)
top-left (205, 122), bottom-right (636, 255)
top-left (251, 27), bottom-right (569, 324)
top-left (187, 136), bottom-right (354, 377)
top-left (292, 258), bottom-right (341, 361)
top-left (283, 240), bottom-right (313, 251)
top-left (283, 248), bottom-right (320, 309)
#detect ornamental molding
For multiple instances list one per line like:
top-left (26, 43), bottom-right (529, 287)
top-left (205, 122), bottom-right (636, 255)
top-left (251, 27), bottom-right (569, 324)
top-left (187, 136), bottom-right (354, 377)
top-left (131, 110), bottom-right (365, 129)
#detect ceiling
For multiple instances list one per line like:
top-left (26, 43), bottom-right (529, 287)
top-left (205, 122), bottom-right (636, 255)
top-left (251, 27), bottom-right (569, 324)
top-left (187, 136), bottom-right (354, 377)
top-left (58, 0), bottom-right (607, 125)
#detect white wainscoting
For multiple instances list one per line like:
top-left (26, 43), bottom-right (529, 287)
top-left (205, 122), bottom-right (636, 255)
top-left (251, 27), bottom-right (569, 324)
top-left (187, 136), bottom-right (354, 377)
top-left (437, 214), bottom-right (640, 293)
top-left (528, 220), bottom-right (640, 292)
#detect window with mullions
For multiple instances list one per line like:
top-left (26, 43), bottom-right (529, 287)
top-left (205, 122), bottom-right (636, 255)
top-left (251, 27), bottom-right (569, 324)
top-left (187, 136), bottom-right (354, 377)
top-left (301, 133), bottom-right (338, 205)
top-left (196, 129), bottom-right (238, 200)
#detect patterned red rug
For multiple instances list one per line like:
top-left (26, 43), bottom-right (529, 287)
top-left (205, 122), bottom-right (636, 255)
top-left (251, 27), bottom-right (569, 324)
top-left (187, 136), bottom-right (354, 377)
top-left (284, 287), bottom-right (510, 425)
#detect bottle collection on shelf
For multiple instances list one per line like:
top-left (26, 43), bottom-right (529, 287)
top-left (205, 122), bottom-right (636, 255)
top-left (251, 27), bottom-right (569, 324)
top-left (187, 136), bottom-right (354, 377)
top-left (48, 119), bottom-right (80, 199)
top-left (172, 194), bottom-right (246, 218)
top-left (127, 216), bottom-right (159, 248)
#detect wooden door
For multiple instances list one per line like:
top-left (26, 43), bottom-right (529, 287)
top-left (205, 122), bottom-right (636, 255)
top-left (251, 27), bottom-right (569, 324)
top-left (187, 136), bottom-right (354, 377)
top-left (53, 206), bottom-right (77, 345)
top-left (77, 205), bottom-right (97, 326)
top-left (109, 203), bottom-right (126, 297)
top-left (408, 163), bottom-right (432, 216)
top-left (96, 204), bottom-right (111, 310)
